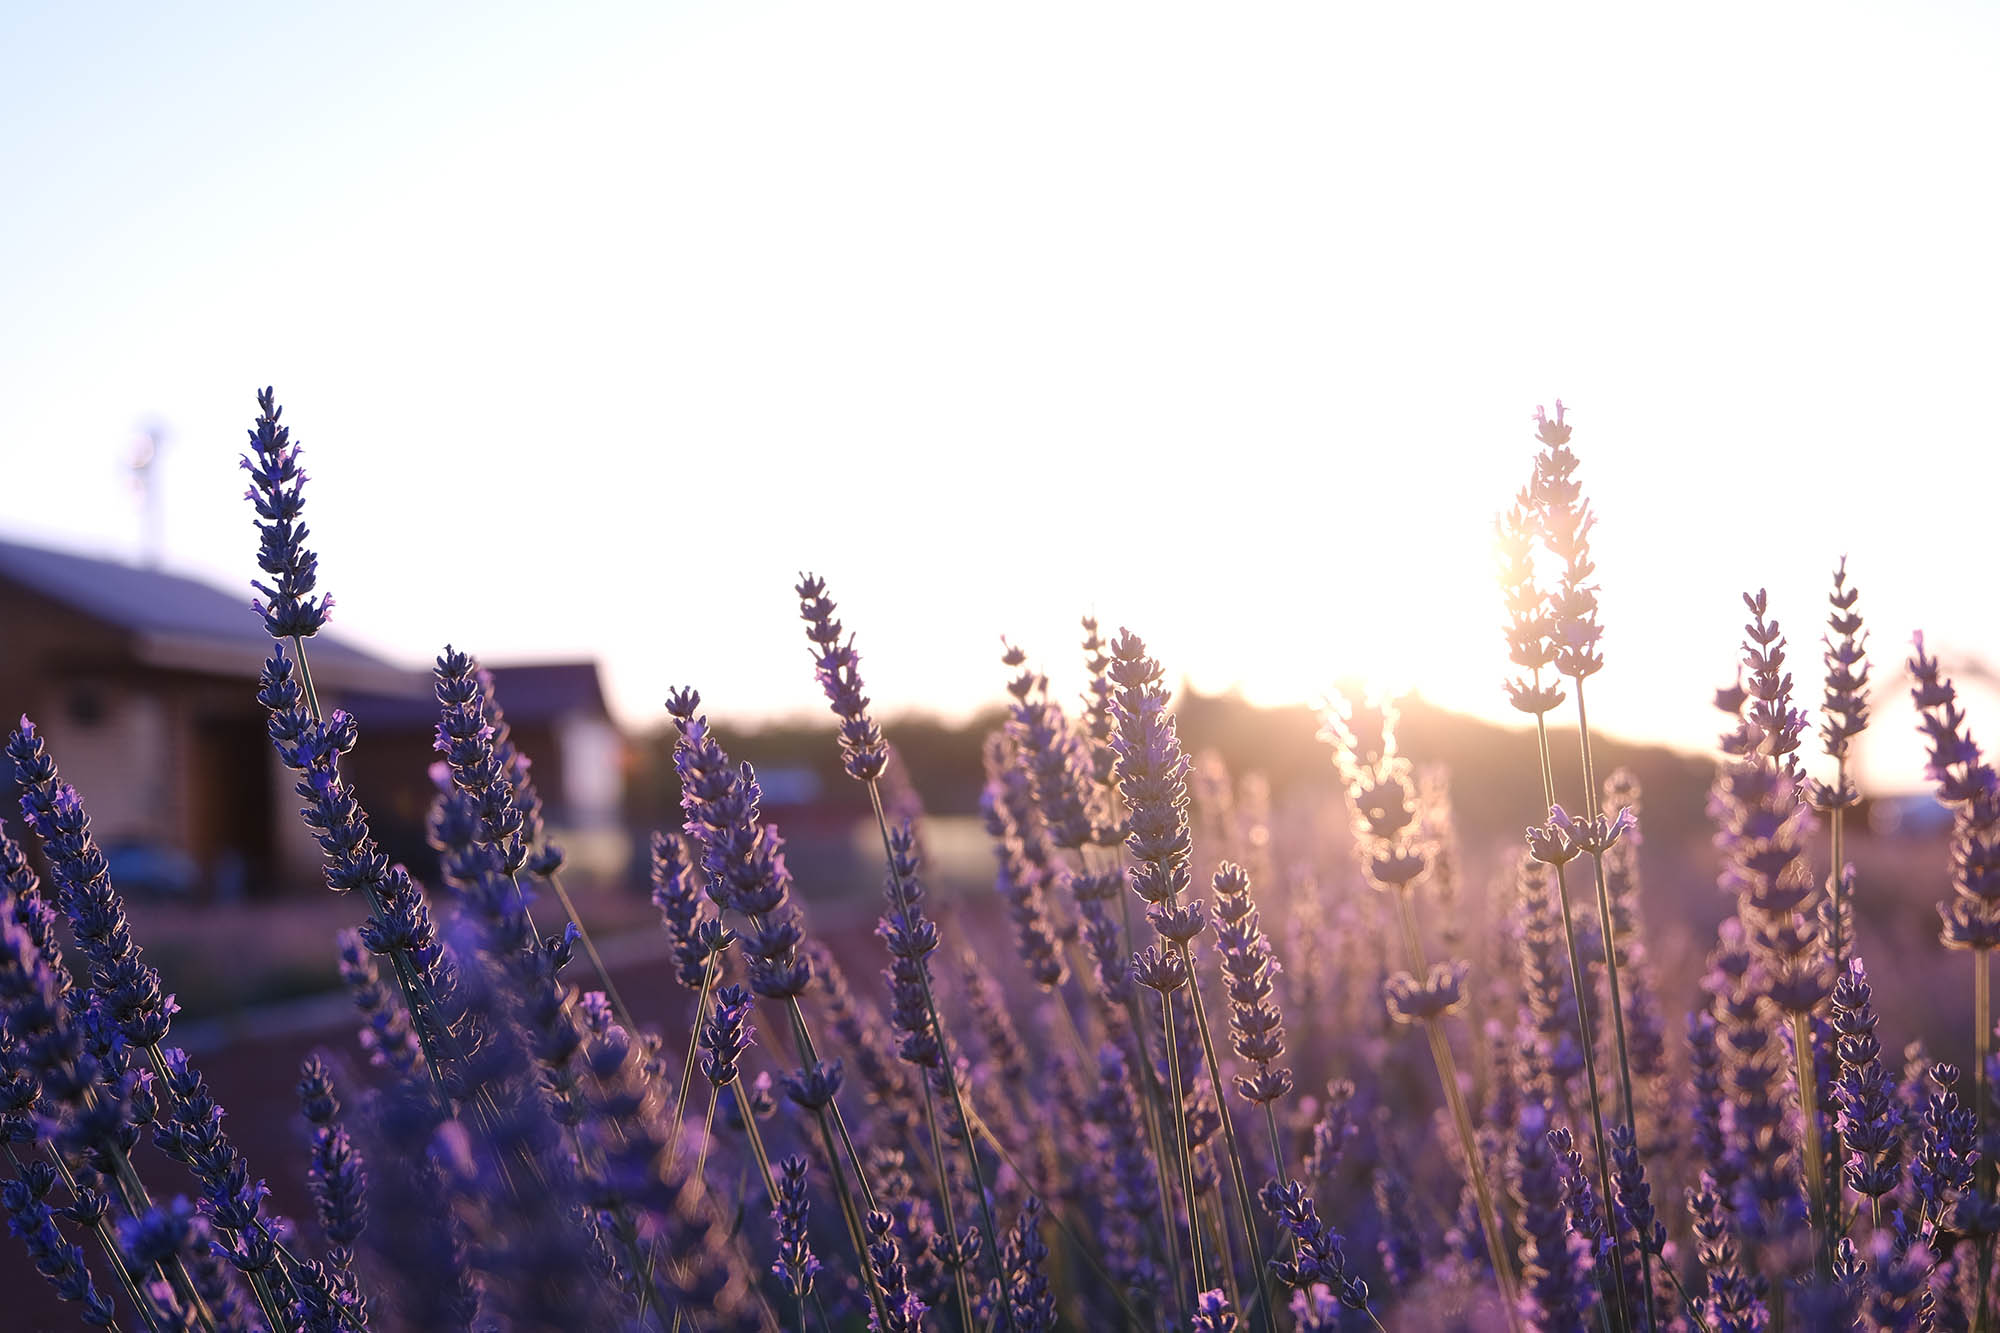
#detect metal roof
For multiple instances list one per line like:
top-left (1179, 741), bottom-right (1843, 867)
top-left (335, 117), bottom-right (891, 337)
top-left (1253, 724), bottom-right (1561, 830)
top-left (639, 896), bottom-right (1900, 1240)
top-left (0, 536), bottom-right (426, 695)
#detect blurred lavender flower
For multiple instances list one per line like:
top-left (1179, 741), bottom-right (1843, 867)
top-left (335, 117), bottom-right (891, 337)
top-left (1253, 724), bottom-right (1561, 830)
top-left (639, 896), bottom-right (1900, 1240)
top-left (298, 1053), bottom-right (369, 1304)
top-left (1814, 557), bottom-right (1871, 803)
top-left (1512, 1103), bottom-right (1598, 1331)
top-left (1190, 1288), bottom-right (1238, 1333)
top-left (151, 1047), bottom-right (282, 1279)
top-left (1496, 495), bottom-right (1565, 717)
top-left (1302, 1080), bottom-right (1357, 1188)
top-left (1321, 695), bottom-right (1430, 896)
top-left (1382, 961), bottom-right (1468, 1026)
top-left (1373, 1167), bottom-right (1425, 1293)
top-left (978, 736), bottom-right (1069, 990)
top-left (1079, 616), bottom-right (1119, 794)
top-left (1004, 646), bottom-right (1102, 854)
top-left (1514, 857), bottom-right (1583, 1100)
top-left (334, 930), bottom-right (422, 1078)
top-left (808, 943), bottom-right (919, 1147)
top-left (652, 831), bottom-right (734, 990)
top-left (1909, 635), bottom-right (2000, 952)
top-left (1001, 1197), bottom-right (1057, 1333)
top-left (115, 1195), bottom-right (198, 1304)
top-left (1529, 401), bottom-right (1604, 683)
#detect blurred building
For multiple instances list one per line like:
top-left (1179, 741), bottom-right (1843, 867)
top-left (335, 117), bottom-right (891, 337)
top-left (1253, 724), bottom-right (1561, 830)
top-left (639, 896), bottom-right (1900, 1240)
top-left (344, 661), bottom-right (632, 884)
top-left (0, 537), bottom-right (625, 897)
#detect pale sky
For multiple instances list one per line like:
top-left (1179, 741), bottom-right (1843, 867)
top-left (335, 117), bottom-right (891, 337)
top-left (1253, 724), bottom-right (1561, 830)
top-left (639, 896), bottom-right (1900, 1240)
top-left (3, 2), bottom-right (1996, 788)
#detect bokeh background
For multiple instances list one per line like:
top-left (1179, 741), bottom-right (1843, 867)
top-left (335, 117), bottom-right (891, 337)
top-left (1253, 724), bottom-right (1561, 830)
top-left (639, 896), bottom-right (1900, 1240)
top-left (5, 1), bottom-right (1997, 766)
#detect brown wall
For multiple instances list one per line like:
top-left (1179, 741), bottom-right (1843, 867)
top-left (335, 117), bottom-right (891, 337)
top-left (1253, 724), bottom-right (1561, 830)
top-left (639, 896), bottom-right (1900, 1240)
top-left (0, 580), bottom-right (299, 896)
top-left (0, 580), bottom-right (166, 844)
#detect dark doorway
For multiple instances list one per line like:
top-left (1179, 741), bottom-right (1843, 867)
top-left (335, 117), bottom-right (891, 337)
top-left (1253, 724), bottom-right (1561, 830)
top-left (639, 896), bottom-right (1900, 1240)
top-left (187, 712), bottom-right (277, 900)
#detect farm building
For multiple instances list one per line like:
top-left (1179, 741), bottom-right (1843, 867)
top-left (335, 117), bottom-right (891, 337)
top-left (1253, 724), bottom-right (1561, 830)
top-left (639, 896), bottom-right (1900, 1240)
top-left (0, 537), bottom-right (626, 897)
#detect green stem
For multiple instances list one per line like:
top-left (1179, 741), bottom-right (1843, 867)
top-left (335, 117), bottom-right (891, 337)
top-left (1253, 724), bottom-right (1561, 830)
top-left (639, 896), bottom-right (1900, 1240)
top-left (1978, 951), bottom-right (1993, 1333)
top-left (1570, 679), bottom-right (1658, 1333)
top-left (543, 866), bottom-right (641, 1034)
top-left (1527, 702), bottom-right (1629, 1329)
top-left (914, 1066), bottom-right (978, 1332)
top-left (1110, 877), bottom-right (1190, 1325)
top-left (1827, 776), bottom-right (1850, 1244)
top-left (963, 1107), bottom-right (1149, 1328)
top-left (814, 1106), bottom-right (892, 1333)
top-left (29, 1143), bottom-right (168, 1333)
top-left (736, 1093), bottom-right (838, 1333)
top-left (667, 956), bottom-right (721, 1172)
top-left (777, 982), bottom-right (877, 1210)
top-left (1176, 940), bottom-right (1278, 1333)
top-left (128, 1049), bottom-right (256, 1333)
top-left (1388, 889), bottom-right (1520, 1330)
top-left (692, 1085), bottom-right (721, 1198)
top-left (1161, 985), bottom-right (1208, 1297)
top-left (864, 780), bottom-right (1013, 1332)
top-left (1791, 1011), bottom-right (1829, 1278)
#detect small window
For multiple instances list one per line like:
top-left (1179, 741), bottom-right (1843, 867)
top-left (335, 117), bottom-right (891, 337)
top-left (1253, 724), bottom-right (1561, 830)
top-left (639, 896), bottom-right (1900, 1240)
top-left (67, 688), bottom-right (106, 727)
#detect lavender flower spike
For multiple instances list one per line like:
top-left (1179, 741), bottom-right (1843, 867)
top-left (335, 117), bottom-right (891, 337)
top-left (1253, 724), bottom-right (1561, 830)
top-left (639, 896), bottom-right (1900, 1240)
top-left (1212, 862), bottom-right (1293, 1106)
top-left (771, 1154), bottom-right (820, 1302)
top-left (298, 1053), bottom-right (369, 1298)
top-left (1002, 1198), bottom-right (1058, 1333)
top-left (4, 1159), bottom-right (116, 1327)
top-left (796, 573), bottom-right (888, 781)
top-left (6, 720), bottom-right (177, 1050)
top-left (699, 984), bottom-right (757, 1088)
top-left (241, 386), bottom-right (333, 639)
top-left (651, 831), bottom-right (734, 990)
top-left (1191, 1288), bottom-right (1240, 1333)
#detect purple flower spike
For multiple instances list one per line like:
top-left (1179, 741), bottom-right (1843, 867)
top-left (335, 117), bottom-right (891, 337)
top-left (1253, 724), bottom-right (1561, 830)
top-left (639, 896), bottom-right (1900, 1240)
top-left (1527, 404), bottom-right (1604, 681)
top-left (1212, 862), bottom-right (1293, 1106)
top-left (1191, 1288), bottom-right (1238, 1333)
top-left (241, 387), bottom-right (333, 640)
top-left (1002, 1198), bottom-right (1057, 1333)
top-left (698, 984), bottom-right (757, 1088)
top-left (1512, 1103), bottom-right (1599, 1330)
top-left (1908, 638), bottom-right (2000, 951)
top-left (770, 1154), bottom-right (820, 1300)
top-left (7, 723), bottom-right (177, 1051)
top-left (796, 574), bottom-right (889, 782)
top-left (3, 1160), bottom-right (115, 1325)
top-left (1106, 630), bottom-right (1195, 912)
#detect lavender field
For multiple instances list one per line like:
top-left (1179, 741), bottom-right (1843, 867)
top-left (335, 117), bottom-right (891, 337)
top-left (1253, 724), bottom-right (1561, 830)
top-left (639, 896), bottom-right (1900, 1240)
top-left (2, 389), bottom-right (1993, 1332)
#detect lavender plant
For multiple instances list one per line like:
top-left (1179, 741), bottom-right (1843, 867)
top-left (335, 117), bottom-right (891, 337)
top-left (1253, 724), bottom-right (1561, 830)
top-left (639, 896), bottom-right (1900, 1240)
top-left (10, 385), bottom-right (2000, 1332)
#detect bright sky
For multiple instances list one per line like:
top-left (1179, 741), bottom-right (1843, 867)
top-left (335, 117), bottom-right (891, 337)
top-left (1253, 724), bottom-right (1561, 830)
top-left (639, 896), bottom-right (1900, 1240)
top-left (3, 2), bottom-right (1996, 787)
